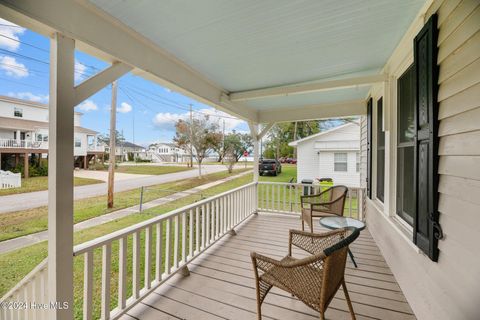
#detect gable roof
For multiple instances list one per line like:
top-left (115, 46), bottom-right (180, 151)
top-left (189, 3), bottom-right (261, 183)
top-left (288, 122), bottom-right (359, 147)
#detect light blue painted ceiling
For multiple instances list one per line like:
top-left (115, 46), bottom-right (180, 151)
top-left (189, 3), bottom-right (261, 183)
top-left (244, 86), bottom-right (370, 110)
top-left (89, 0), bottom-right (424, 106)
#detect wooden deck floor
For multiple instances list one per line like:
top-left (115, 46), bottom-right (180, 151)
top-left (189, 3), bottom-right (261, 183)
top-left (121, 213), bottom-right (415, 320)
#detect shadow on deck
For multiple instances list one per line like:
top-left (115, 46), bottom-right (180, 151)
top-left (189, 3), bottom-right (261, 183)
top-left (121, 213), bottom-right (415, 320)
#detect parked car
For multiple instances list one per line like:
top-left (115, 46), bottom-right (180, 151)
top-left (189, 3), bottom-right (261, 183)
top-left (286, 158), bottom-right (297, 164)
top-left (259, 159), bottom-right (282, 176)
top-left (279, 157), bottom-right (287, 163)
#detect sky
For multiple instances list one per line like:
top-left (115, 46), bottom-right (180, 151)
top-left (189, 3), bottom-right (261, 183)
top-left (0, 18), bottom-right (249, 147)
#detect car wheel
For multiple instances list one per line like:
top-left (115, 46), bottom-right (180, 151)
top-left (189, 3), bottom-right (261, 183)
top-left (273, 171), bottom-right (277, 176)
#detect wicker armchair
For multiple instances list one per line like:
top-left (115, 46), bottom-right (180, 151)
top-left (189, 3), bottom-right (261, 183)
top-left (251, 228), bottom-right (359, 320)
top-left (301, 185), bottom-right (348, 233)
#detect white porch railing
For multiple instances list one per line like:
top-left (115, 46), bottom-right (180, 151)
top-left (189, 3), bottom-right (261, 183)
top-left (0, 170), bottom-right (21, 189)
top-left (0, 139), bottom-right (46, 149)
top-left (0, 259), bottom-right (48, 320)
top-left (0, 181), bottom-right (366, 320)
top-left (257, 182), bottom-right (365, 221)
top-left (87, 144), bottom-right (105, 152)
top-left (74, 181), bottom-right (256, 320)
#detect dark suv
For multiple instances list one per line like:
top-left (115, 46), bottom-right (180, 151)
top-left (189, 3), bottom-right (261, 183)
top-left (259, 159), bottom-right (282, 176)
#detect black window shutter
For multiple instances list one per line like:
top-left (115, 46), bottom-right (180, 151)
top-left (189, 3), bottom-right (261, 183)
top-left (413, 13), bottom-right (442, 261)
top-left (366, 97), bottom-right (373, 199)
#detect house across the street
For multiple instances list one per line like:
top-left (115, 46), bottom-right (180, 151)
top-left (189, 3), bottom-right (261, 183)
top-left (289, 122), bottom-right (360, 187)
top-left (147, 142), bottom-right (189, 163)
top-left (103, 141), bottom-right (146, 162)
top-left (0, 95), bottom-right (103, 176)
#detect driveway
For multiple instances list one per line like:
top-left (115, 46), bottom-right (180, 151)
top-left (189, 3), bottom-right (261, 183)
top-left (0, 165), bottom-right (230, 214)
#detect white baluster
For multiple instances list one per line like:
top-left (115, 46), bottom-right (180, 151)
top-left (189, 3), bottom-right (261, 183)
top-left (155, 222), bottom-right (163, 282)
top-left (132, 232), bottom-right (140, 298)
top-left (101, 243), bottom-right (111, 320)
top-left (82, 251), bottom-right (94, 320)
top-left (145, 226), bottom-right (152, 289)
top-left (118, 237), bottom-right (127, 310)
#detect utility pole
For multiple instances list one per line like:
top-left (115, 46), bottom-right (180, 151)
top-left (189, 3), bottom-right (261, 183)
top-left (107, 81), bottom-right (117, 209)
top-left (189, 104), bottom-right (193, 168)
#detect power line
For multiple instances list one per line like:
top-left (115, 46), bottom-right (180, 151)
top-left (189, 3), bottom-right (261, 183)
top-left (0, 34), bottom-right (49, 53)
top-left (122, 84), bottom-right (239, 120)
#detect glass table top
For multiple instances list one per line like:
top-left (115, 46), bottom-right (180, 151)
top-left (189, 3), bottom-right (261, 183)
top-left (320, 216), bottom-right (365, 231)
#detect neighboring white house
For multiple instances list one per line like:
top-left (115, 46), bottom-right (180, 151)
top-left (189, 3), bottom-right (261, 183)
top-left (289, 122), bottom-right (360, 187)
top-left (147, 142), bottom-right (188, 163)
top-left (103, 141), bottom-right (146, 162)
top-left (0, 95), bottom-right (104, 175)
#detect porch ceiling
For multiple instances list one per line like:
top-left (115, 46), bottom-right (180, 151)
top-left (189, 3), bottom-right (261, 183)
top-left (0, 0), bottom-right (425, 122)
top-left (90, 0), bottom-right (423, 93)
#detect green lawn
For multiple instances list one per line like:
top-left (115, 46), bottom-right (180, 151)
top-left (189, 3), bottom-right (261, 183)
top-left (259, 163), bottom-right (297, 183)
top-left (0, 176), bottom-right (102, 196)
top-left (0, 172), bottom-right (254, 319)
top-left (0, 169), bottom-right (250, 242)
top-left (110, 165), bottom-right (191, 175)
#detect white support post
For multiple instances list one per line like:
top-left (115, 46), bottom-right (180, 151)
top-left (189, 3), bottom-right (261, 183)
top-left (48, 32), bottom-right (75, 320)
top-left (248, 122), bottom-right (260, 183)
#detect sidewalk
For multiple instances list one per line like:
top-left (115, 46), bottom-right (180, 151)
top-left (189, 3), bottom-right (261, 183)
top-left (0, 171), bottom-right (251, 254)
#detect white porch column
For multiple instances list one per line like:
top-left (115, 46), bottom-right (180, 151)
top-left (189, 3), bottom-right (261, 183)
top-left (249, 122), bottom-right (260, 182)
top-left (253, 135), bottom-right (259, 183)
top-left (48, 32), bottom-right (75, 320)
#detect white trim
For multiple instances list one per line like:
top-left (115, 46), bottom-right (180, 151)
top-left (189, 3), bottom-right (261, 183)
top-left (229, 74), bottom-right (387, 101)
top-left (74, 62), bottom-right (132, 105)
top-left (48, 32), bottom-right (75, 320)
top-left (257, 99), bottom-right (366, 123)
top-left (289, 122), bottom-right (358, 146)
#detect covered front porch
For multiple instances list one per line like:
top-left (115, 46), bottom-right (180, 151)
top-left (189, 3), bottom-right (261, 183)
top-left (123, 213), bottom-right (414, 320)
top-left (0, 0), bottom-right (478, 319)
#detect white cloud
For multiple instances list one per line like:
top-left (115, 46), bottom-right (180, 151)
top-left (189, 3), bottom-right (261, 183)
top-left (75, 60), bottom-right (87, 82)
top-left (77, 100), bottom-right (98, 112)
top-left (152, 108), bottom-right (244, 132)
top-left (0, 18), bottom-right (26, 51)
top-left (118, 102), bottom-right (132, 113)
top-left (0, 56), bottom-right (29, 77)
top-left (7, 92), bottom-right (48, 103)
top-left (152, 112), bottom-right (187, 129)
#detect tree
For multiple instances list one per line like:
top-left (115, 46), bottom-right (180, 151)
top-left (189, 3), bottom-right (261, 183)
top-left (174, 115), bottom-right (222, 177)
top-left (224, 131), bottom-right (253, 161)
top-left (98, 130), bottom-right (125, 146)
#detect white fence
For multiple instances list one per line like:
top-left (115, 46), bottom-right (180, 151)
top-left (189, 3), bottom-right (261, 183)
top-left (257, 182), bottom-right (365, 220)
top-left (0, 139), bottom-right (46, 149)
top-left (0, 170), bottom-right (21, 189)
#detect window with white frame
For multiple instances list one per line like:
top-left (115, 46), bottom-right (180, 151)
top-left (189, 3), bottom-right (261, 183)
top-left (334, 153), bottom-right (348, 172)
top-left (75, 137), bottom-right (81, 147)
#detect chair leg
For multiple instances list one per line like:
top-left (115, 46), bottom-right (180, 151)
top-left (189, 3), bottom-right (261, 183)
top-left (301, 212), bottom-right (305, 231)
top-left (310, 216), bottom-right (314, 234)
top-left (319, 311), bottom-right (326, 320)
top-left (342, 279), bottom-right (356, 320)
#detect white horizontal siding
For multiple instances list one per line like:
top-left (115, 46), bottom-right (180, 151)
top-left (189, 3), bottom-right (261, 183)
top-left (365, 1), bottom-right (480, 320)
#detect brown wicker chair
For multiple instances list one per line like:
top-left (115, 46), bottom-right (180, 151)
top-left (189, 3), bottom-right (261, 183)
top-left (301, 185), bottom-right (348, 233)
top-left (251, 228), bottom-right (359, 320)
